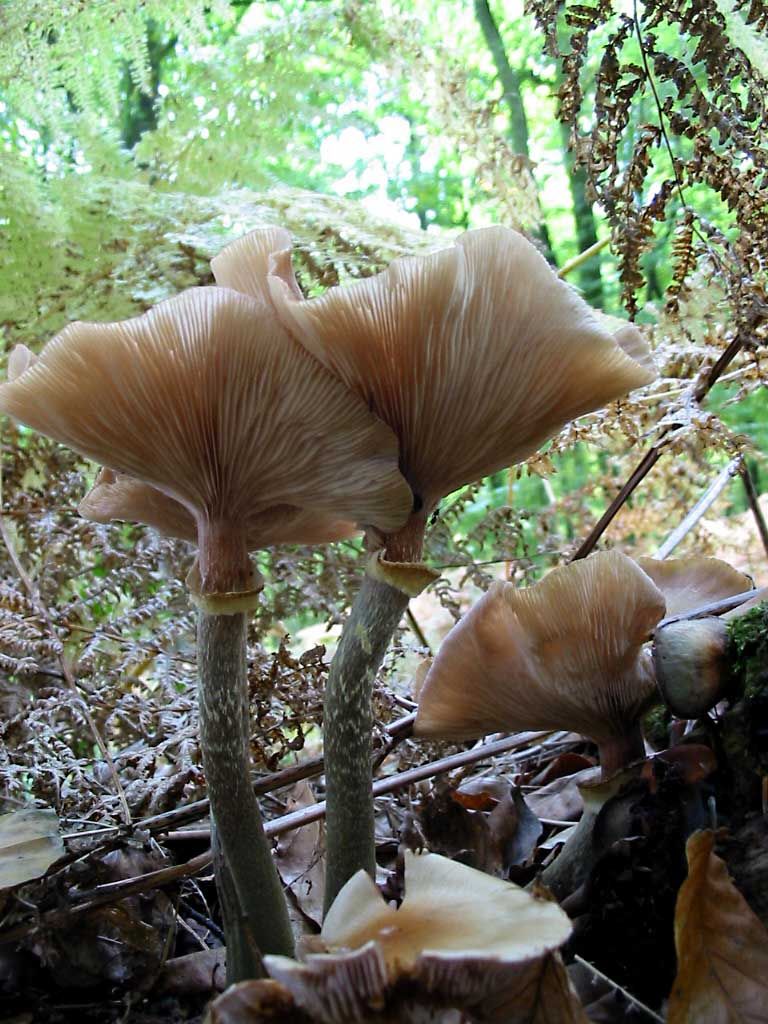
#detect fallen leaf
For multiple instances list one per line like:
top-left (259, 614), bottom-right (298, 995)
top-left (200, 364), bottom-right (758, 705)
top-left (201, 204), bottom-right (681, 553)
top-left (452, 776), bottom-right (509, 811)
top-left (275, 782), bottom-right (325, 927)
top-left (153, 947), bottom-right (227, 995)
top-left (668, 829), bottom-right (768, 1023)
top-left (526, 767), bottom-right (601, 822)
top-left (475, 952), bottom-right (590, 1022)
top-left (0, 807), bottom-right (65, 890)
top-left (489, 786), bottom-right (542, 869)
top-left (527, 753), bottom-right (597, 787)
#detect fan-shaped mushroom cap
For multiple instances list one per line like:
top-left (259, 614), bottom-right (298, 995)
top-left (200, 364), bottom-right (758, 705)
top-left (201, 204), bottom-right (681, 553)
top-left (414, 551), bottom-right (666, 747)
top-left (260, 226), bottom-right (655, 513)
top-left (637, 556), bottom-right (753, 617)
top-left (211, 226), bottom-right (302, 306)
top-left (263, 851), bottom-right (571, 1022)
top-left (0, 288), bottom-right (412, 592)
top-left (80, 468), bottom-right (358, 548)
top-left (320, 850), bottom-right (569, 966)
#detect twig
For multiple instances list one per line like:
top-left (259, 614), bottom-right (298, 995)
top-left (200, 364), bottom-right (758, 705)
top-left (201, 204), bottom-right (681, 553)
top-left (572, 330), bottom-right (751, 560)
top-left (406, 607), bottom-right (432, 654)
top-left (739, 459), bottom-right (768, 560)
top-left (657, 585), bottom-right (768, 628)
top-left (134, 712), bottom-right (417, 837)
top-left (557, 236), bottom-right (611, 280)
top-left (0, 730), bottom-right (560, 944)
top-left (573, 955), bottom-right (665, 1023)
top-left (571, 445), bottom-right (663, 560)
top-left (655, 456), bottom-right (741, 558)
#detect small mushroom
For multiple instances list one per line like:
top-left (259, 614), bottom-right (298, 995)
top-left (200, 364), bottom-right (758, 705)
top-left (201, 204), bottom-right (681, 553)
top-left (638, 555), bottom-right (753, 717)
top-left (261, 850), bottom-right (574, 1023)
top-left (214, 225), bottom-right (657, 905)
top-left (414, 551), bottom-right (666, 777)
top-left (653, 618), bottom-right (731, 718)
top-left (0, 285), bottom-right (413, 975)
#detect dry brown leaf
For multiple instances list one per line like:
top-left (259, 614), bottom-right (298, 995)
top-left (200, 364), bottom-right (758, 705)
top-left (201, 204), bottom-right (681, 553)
top-left (153, 947), bottom-right (227, 995)
top-left (479, 952), bottom-right (590, 1023)
top-left (275, 781), bottom-right (325, 927)
top-left (525, 768), bottom-right (601, 823)
top-left (668, 830), bottom-right (768, 1023)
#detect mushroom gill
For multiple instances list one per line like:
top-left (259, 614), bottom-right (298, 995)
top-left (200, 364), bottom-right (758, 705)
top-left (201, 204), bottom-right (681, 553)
top-left (212, 224), bottom-right (657, 907)
top-left (414, 551), bottom-right (666, 776)
top-left (0, 284), bottom-right (413, 977)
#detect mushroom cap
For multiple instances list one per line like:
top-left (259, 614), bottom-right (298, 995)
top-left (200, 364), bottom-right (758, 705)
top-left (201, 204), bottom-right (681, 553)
top-left (653, 618), bottom-right (730, 718)
top-left (211, 225), bottom-right (302, 306)
top-left (637, 556), bottom-right (753, 617)
top-left (0, 287), bottom-right (412, 536)
top-left (264, 851), bottom-right (572, 1022)
top-left (252, 225), bottom-right (655, 512)
top-left (319, 849), bottom-right (570, 968)
top-left (414, 551), bottom-right (666, 745)
top-left (79, 468), bottom-right (358, 548)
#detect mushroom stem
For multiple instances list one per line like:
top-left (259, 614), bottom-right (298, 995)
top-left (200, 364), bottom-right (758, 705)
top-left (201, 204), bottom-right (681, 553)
top-left (197, 519), bottom-right (252, 594)
top-left (212, 828), bottom-right (264, 984)
top-left (597, 723), bottom-right (646, 778)
top-left (323, 513), bottom-right (426, 913)
top-left (198, 610), bottom-right (295, 971)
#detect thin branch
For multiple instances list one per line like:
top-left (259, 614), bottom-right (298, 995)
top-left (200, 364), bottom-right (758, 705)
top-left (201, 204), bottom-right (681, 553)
top-left (655, 456), bottom-right (741, 558)
top-left (406, 608), bottom-right (432, 653)
top-left (572, 332), bottom-right (750, 560)
top-left (573, 955), bottom-right (665, 1023)
top-left (557, 236), bottom-right (611, 279)
top-left (0, 730), bottom-right (562, 944)
top-left (739, 459), bottom-right (768, 560)
top-left (657, 585), bottom-right (768, 628)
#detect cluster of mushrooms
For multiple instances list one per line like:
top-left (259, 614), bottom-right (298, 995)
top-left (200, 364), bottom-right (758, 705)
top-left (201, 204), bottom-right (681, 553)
top-left (12, 219), bottom-right (747, 1018)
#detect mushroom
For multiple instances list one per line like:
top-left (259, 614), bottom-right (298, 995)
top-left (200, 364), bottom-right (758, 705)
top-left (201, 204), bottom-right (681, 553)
top-left (0, 285), bottom-right (413, 974)
top-left (213, 224), bottom-right (657, 906)
top-left (636, 555), bottom-right (753, 618)
top-left (638, 555), bottom-right (754, 718)
top-left (80, 468), bottom-right (358, 551)
top-left (259, 850), bottom-right (574, 1023)
top-left (414, 551), bottom-right (666, 777)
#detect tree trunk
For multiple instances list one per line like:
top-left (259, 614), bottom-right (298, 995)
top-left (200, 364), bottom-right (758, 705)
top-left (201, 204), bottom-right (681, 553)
top-left (473, 0), bottom-right (556, 264)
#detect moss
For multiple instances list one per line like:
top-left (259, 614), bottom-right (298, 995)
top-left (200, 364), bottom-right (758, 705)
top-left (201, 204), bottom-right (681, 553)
top-left (642, 702), bottom-right (671, 748)
top-left (726, 602), bottom-right (768, 700)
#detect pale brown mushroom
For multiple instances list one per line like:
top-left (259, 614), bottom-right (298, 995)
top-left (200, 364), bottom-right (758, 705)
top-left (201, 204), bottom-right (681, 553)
top-left (636, 555), bottom-right (753, 617)
top-left (80, 468), bottom-right (358, 549)
top-left (213, 224), bottom-right (657, 907)
top-left (265, 226), bottom-right (656, 529)
top-left (0, 285), bottom-right (413, 976)
top-left (0, 288), bottom-right (409, 598)
top-left (260, 850), bottom-right (574, 1023)
top-left (414, 551), bottom-right (666, 776)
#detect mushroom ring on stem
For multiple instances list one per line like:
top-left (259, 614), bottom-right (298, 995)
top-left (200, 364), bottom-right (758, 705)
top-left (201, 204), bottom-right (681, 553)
top-left (0, 284), bottom-right (413, 973)
top-left (213, 223), bottom-right (658, 908)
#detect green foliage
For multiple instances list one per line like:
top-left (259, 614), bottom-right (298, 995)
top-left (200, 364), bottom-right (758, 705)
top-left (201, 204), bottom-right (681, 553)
top-left (0, 0), bottom-right (766, 826)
